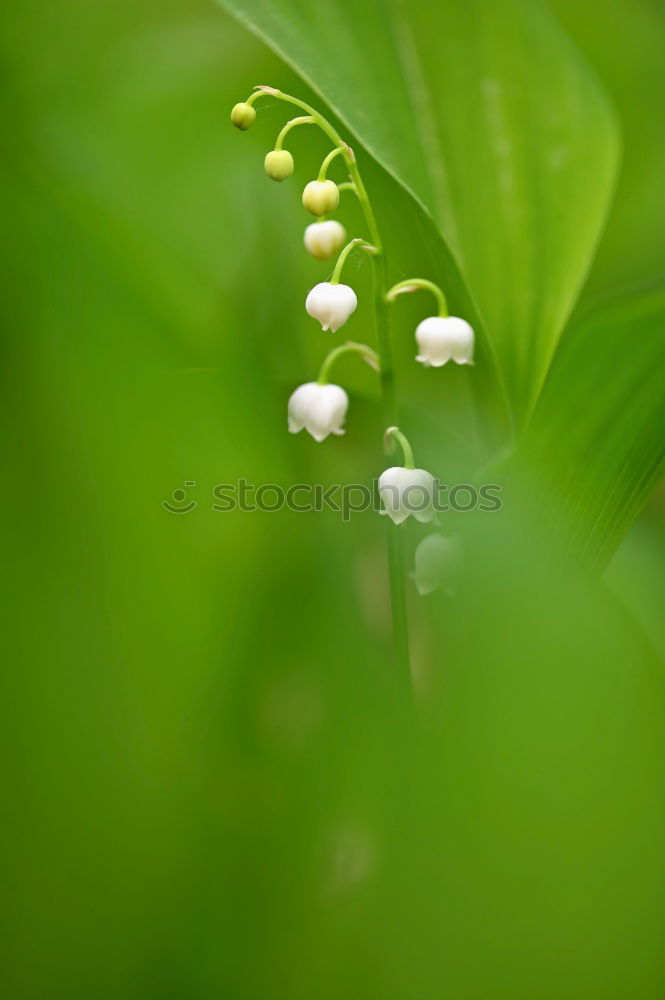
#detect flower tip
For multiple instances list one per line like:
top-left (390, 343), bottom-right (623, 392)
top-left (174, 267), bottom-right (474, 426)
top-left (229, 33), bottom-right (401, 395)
top-left (414, 509), bottom-right (437, 524)
top-left (411, 572), bottom-right (435, 597)
top-left (387, 510), bottom-right (410, 526)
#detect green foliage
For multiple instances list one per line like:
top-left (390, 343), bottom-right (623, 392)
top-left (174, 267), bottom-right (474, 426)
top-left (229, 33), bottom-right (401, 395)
top-left (521, 286), bottom-right (665, 571)
top-left (217, 0), bottom-right (665, 569)
top-left (2, 0), bottom-right (664, 997)
top-left (218, 0), bottom-right (620, 423)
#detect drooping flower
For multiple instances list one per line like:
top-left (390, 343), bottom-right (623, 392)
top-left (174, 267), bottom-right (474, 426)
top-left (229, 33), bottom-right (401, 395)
top-left (288, 382), bottom-right (349, 442)
top-left (415, 316), bottom-right (474, 367)
top-left (378, 467), bottom-right (437, 525)
top-left (264, 149), bottom-right (294, 181)
top-left (304, 220), bottom-right (347, 260)
top-left (230, 102), bottom-right (256, 131)
top-left (412, 533), bottom-right (462, 596)
top-left (306, 282), bottom-right (357, 332)
top-left (302, 180), bottom-right (340, 216)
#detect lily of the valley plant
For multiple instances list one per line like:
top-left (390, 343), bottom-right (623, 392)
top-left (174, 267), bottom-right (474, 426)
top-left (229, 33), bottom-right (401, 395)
top-left (231, 86), bottom-right (476, 684)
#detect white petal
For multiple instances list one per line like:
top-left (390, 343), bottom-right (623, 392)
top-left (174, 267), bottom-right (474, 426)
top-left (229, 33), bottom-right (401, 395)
top-left (289, 382), bottom-right (348, 442)
top-left (378, 466), bottom-right (409, 524)
top-left (400, 468), bottom-right (436, 523)
top-left (413, 533), bottom-right (463, 596)
top-left (415, 316), bottom-right (474, 367)
top-left (287, 382), bottom-right (320, 434)
top-left (306, 282), bottom-right (357, 332)
top-left (447, 318), bottom-right (475, 364)
top-left (304, 384), bottom-right (349, 441)
top-left (303, 220), bottom-right (347, 260)
top-left (378, 466), bottom-right (435, 524)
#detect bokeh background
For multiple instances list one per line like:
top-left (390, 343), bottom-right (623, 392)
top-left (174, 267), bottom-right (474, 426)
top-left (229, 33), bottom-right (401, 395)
top-left (2, 1), bottom-right (665, 997)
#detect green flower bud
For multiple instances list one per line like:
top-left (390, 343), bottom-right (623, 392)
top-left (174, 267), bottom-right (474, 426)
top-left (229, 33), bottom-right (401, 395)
top-left (302, 180), bottom-right (340, 217)
top-left (230, 102), bottom-right (256, 131)
top-left (264, 149), bottom-right (294, 182)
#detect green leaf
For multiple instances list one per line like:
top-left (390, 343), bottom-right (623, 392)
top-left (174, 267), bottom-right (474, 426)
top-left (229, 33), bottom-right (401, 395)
top-left (520, 286), bottom-right (665, 571)
top-left (549, 0), bottom-right (665, 303)
top-left (217, 0), bottom-right (619, 423)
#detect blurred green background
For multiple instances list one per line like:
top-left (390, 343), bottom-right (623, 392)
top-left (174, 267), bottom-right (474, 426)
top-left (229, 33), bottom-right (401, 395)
top-left (2, 0), bottom-right (665, 997)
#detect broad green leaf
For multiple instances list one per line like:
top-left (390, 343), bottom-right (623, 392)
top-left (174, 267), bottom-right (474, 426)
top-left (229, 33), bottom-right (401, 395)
top-left (606, 512), bottom-right (665, 659)
top-left (518, 286), bottom-right (665, 571)
top-left (549, 0), bottom-right (665, 303)
top-left (217, 0), bottom-right (619, 423)
top-left (509, 0), bottom-right (665, 565)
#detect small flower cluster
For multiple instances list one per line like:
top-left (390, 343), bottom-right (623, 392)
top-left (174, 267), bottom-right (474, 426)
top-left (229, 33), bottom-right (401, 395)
top-left (231, 87), bottom-right (475, 596)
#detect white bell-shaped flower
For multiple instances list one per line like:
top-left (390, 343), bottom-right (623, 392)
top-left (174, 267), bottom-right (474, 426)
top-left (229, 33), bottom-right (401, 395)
top-left (412, 533), bottom-right (462, 596)
top-left (288, 382), bottom-right (349, 442)
top-left (378, 466), bottom-right (436, 525)
top-left (304, 220), bottom-right (347, 261)
top-left (306, 282), bottom-right (357, 332)
top-left (415, 316), bottom-right (474, 367)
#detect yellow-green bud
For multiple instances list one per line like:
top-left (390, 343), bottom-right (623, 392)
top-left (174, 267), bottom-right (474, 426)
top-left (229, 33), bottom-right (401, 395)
top-left (302, 179), bottom-right (340, 217)
top-left (230, 102), bottom-right (256, 131)
top-left (264, 149), bottom-right (294, 182)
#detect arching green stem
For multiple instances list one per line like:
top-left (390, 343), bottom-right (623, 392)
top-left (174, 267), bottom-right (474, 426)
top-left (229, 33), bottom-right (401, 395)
top-left (274, 116), bottom-right (314, 150)
top-left (317, 145), bottom-right (345, 181)
top-left (331, 238), bottom-right (377, 284)
top-left (337, 181), bottom-right (358, 196)
top-left (249, 88), bottom-right (382, 251)
top-left (386, 278), bottom-right (449, 317)
top-left (317, 341), bottom-right (380, 385)
top-left (385, 426), bottom-right (415, 470)
top-left (243, 90), bottom-right (264, 108)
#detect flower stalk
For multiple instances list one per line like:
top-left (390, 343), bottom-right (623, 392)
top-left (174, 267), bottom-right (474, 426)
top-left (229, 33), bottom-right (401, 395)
top-left (317, 145), bottom-right (346, 181)
top-left (387, 278), bottom-right (475, 367)
top-left (330, 238), bottom-right (377, 284)
top-left (274, 116), bottom-right (314, 150)
top-left (386, 278), bottom-right (449, 317)
top-left (384, 426), bottom-right (415, 470)
top-left (317, 341), bottom-right (380, 385)
top-left (237, 85), bottom-right (413, 689)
